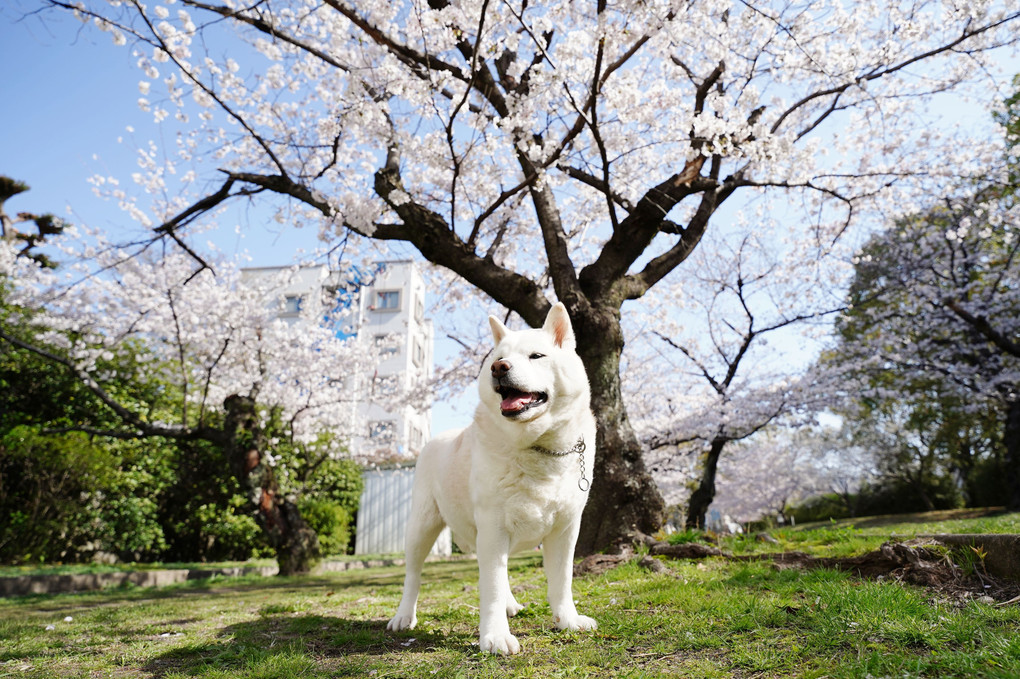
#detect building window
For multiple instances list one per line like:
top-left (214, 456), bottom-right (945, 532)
top-left (414, 294), bottom-right (424, 323)
top-left (373, 374), bottom-right (399, 397)
top-left (375, 290), bottom-right (400, 311)
top-left (374, 333), bottom-right (400, 357)
top-left (409, 424), bottom-right (424, 450)
top-left (283, 295), bottom-right (303, 314)
top-left (412, 337), bottom-right (425, 367)
top-left (368, 420), bottom-right (396, 443)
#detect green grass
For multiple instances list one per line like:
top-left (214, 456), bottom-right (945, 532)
top-left (719, 507), bottom-right (1020, 558)
top-left (1, 510), bottom-right (1018, 678)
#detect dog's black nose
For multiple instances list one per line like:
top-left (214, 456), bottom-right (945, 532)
top-left (491, 359), bottom-right (511, 378)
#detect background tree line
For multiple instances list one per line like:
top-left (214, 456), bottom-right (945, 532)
top-left (0, 325), bottom-right (364, 565)
top-left (791, 76), bottom-right (1020, 521)
top-left (0, 198), bottom-right (365, 568)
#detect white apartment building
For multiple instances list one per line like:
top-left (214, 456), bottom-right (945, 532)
top-left (241, 260), bottom-right (434, 461)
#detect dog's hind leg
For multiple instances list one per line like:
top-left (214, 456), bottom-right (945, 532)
top-left (387, 495), bottom-right (444, 632)
top-left (505, 585), bottom-right (524, 617)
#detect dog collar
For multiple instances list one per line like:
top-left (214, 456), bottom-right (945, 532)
top-left (531, 435), bottom-right (590, 492)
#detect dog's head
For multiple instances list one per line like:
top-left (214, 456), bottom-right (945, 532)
top-left (480, 302), bottom-right (589, 424)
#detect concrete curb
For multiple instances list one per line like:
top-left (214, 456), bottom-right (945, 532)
top-left (0, 565), bottom-right (279, 597)
top-left (0, 558), bottom-right (415, 598)
top-left (920, 534), bottom-right (1020, 581)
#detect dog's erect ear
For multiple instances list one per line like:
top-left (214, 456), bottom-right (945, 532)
top-left (542, 302), bottom-right (575, 349)
top-left (488, 315), bottom-right (509, 345)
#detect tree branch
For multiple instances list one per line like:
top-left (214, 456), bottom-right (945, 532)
top-left (942, 298), bottom-right (1020, 358)
top-left (0, 329), bottom-right (223, 443)
top-left (371, 163), bottom-right (552, 326)
top-left (578, 156), bottom-right (715, 303)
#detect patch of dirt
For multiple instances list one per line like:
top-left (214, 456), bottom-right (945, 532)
top-left (573, 553), bottom-right (631, 577)
top-left (649, 542), bottom-right (727, 559)
top-left (738, 539), bottom-right (1020, 602)
top-left (577, 536), bottom-right (1020, 604)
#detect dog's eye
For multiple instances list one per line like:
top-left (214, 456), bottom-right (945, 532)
top-left (529, 353), bottom-right (545, 360)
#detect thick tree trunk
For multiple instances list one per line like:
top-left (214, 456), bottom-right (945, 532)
top-left (685, 437), bottom-right (728, 530)
top-left (223, 395), bottom-right (320, 575)
top-left (1004, 396), bottom-right (1020, 511)
top-left (573, 308), bottom-right (666, 555)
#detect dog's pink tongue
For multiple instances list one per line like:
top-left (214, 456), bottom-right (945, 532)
top-left (501, 391), bottom-right (534, 412)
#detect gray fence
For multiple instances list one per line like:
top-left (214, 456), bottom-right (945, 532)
top-left (355, 464), bottom-right (451, 556)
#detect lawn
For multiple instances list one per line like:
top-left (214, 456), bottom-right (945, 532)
top-left (1, 511), bottom-right (1018, 678)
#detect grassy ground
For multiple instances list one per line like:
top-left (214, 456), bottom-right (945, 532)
top-left (1, 511), bottom-right (1018, 678)
top-left (716, 507), bottom-right (1020, 558)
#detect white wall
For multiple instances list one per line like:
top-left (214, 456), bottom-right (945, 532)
top-left (354, 466), bottom-right (451, 556)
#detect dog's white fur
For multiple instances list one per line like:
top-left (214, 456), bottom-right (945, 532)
top-left (386, 303), bottom-right (597, 654)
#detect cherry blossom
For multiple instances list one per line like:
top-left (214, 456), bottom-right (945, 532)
top-left (25, 0), bottom-right (1020, 548)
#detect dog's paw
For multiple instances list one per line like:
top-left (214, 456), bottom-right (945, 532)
top-left (479, 631), bottom-right (521, 655)
top-left (386, 612), bottom-right (417, 632)
top-left (554, 614), bottom-right (598, 632)
top-left (506, 599), bottom-right (525, 617)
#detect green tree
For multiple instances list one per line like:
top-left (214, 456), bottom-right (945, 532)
top-left (827, 85), bottom-right (1020, 509)
top-left (0, 189), bottom-right (361, 568)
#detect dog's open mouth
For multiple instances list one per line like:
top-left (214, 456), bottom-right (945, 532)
top-left (497, 387), bottom-right (548, 417)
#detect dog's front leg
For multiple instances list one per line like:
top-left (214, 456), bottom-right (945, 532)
top-left (475, 519), bottom-right (520, 655)
top-left (543, 523), bottom-right (597, 632)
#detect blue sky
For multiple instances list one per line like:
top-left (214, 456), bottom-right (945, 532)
top-left (2, 3), bottom-right (326, 265)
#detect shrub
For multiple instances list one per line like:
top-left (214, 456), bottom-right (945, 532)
top-left (0, 427), bottom-right (116, 563)
top-left (298, 499), bottom-right (352, 556)
top-left (191, 498), bottom-right (269, 561)
top-left (788, 476), bottom-right (965, 524)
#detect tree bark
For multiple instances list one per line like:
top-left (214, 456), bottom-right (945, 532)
top-left (1004, 396), bottom-right (1020, 511)
top-left (685, 437), bottom-right (728, 530)
top-left (223, 395), bottom-right (320, 575)
top-left (573, 307), bottom-right (665, 554)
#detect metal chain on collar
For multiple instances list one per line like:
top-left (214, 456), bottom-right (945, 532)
top-left (576, 439), bottom-right (590, 492)
top-left (531, 436), bottom-right (590, 492)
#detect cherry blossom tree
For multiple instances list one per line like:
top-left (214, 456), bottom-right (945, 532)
top-left (705, 426), bottom-right (876, 525)
top-left (28, 0), bottom-right (1020, 551)
top-left (626, 229), bottom-right (847, 528)
top-left (0, 225), bottom-right (379, 574)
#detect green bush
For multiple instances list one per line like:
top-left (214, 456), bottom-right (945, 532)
top-left (293, 457), bottom-right (363, 514)
top-left (298, 499), bottom-right (352, 556)
top-left (966, 456), bottom-right (1013, 507)
top-left (158, 438), bottom-right (272, 562)
top-left (191, 498), bottom-right (268, 560)
top-left (95, 494), bottom-right (168, 559)
top-left (788, 476), bottom-right (964, 524)
top-left (0, 427), bottom-right (114, 563)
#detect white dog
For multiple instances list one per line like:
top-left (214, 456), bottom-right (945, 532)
top-left (386, 302), bottom-right (597, 654)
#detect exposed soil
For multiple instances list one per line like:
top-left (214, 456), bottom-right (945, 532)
top-left (575, 537), bottom-right (1020, 604)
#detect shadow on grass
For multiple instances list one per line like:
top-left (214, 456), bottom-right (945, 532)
top-left (143, 613), bottom-right (474, 677)
top-left (135, 560), bottom-right (517, 676)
